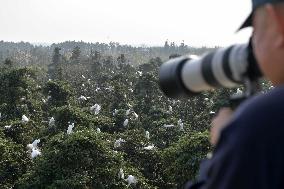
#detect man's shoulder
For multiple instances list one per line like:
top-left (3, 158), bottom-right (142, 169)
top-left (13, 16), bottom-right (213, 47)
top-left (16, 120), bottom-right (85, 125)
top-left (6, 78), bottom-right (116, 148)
top-left (222, 85), bottom-right (284, 141)
top-left (207, 86), bottom-right (284, 189)
top-left (236, 85), bottom-right (284, 120)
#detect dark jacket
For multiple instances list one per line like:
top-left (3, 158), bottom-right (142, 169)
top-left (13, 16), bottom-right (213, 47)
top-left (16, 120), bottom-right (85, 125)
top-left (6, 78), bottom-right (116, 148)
top-left (186, 86), bottom-right (284, 189)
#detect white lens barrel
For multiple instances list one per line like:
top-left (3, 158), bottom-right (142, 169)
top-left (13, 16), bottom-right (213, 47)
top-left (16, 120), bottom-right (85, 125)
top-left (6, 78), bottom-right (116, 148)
top-left (229, 44), bottom-right (249, 82)
top-left (180, 44), bottom-right (249, 93)
top-left (181, 58), bottom-right (213, 93)
top-left (159, 42), bottom-right (261, 98)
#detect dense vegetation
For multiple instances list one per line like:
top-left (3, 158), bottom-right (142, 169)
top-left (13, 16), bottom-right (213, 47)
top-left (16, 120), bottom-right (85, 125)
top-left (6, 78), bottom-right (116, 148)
top-left (0, 41), bottom-right (272, 189)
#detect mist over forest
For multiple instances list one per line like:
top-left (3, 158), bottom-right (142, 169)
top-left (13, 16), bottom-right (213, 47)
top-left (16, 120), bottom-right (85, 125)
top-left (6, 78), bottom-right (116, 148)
top-left (0, 40), bottom-right (271, 189)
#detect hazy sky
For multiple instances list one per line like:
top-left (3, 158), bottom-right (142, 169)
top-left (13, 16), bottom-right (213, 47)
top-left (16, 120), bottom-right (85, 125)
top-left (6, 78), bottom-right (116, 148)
top-left (0, 0), bottom-right (253, 47)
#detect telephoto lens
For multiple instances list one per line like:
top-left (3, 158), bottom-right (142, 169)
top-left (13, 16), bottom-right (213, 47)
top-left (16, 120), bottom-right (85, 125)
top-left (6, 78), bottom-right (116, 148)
top-left (159, 41), bottom-right (262, 99)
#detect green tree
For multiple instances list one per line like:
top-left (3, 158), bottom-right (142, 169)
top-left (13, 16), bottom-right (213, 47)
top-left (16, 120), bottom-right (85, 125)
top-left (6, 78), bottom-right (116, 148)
top-left (52, 47), bottom-right (61, 65)
top-left (0, 137), bottom-right (30, 189)
top-left (16, 130), bottom-right (155, 189)
top-left (3, 58), bottom-right (14, 68)
top-left (70, 46), bottom-right (81, 64)
top-left (162, 131), bottom-right (211, 188)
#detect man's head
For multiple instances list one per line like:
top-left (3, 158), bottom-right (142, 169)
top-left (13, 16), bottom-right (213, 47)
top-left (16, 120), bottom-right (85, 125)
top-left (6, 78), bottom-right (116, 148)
top-left (244, 1), bottom-right (284, 86)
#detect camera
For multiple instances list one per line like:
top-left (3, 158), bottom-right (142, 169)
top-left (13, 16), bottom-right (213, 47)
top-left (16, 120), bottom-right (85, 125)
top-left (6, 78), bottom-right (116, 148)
top-left (159, 40), bottom-right (262, 99)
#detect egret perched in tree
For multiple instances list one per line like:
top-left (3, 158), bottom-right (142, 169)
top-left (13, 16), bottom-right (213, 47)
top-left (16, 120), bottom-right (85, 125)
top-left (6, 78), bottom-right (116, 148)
top-left (137, 71), bottom-right (143, 76)
top-left (125, 175), bottom-right (137, 186)
top-left (168, 105), bottom-right (173, 113)
top-left (113, 109), bottom-right (118, 116)
top-left (49, 117), bottom-right (55, 127)
top-left (126, 109), bottom-right (131, 116)
top-left (78, 95), bottom-right (87, 101)
top-left (27, 143), bottom-right (33, 150)
top-left (22, 115), bottom-right (29, 123)
top-left (163, 124), bottom-right (174, 128)
top-left (132, 112), bottom-right (138, 120)
top-left (114, 138), bottom-right (126, 148)
top-left (178, 119), bottom-right (184, 131)
top-left (82, 75), bottom-right (86, 79)
top-left (67, 123), bottom-right (74, 134)
top-left (123, 119), bottom-right (129, 127)
top-left (118, 168), bottom-right (125, 179)
top-left (32, 139), bottom-right (40, 148)
top-left (143, 144), bottom-right (155, 150)
top-left (96, 128), bottom-right (101, 133)
top-left (145, 131), bottom-right (150, 139)
top-left (0, 112), bottom-right (2, 120)
top-left (90, 104), bottom-right (101, 115)
top-left (4, 125), bottom-right (11, 129)
top-left (31, 148), bottom-right (41, 159)
top-left (47, 95), bottom-right (52, 101)
top-left (27, 139), bottom-right (40, 150)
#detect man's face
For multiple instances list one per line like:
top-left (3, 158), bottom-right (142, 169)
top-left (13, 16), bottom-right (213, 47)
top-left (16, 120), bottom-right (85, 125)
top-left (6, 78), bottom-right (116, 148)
top-left (252, 5), bottom-right (284, 85)
top-left (252, 7), bottom-right (274, 81)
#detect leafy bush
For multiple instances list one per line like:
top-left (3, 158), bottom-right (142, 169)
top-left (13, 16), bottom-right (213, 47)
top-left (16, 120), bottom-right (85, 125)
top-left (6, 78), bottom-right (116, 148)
top-left (15, 129), bottom-right (155, 189)
top-left (43, 80), bottom-right (73, 107)
top-left (161, 131), bottom-right (211, 188)
top-left (0, 137), bottom-right (30, 189)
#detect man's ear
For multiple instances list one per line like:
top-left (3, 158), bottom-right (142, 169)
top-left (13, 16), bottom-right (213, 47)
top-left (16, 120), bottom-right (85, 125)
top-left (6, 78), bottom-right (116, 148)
top-left (266, 4), bottom-right (284, 48)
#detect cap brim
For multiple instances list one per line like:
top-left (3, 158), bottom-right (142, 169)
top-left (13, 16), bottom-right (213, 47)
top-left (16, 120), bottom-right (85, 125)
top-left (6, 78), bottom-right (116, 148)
top-left (238, 12), bottom-right (253, 31)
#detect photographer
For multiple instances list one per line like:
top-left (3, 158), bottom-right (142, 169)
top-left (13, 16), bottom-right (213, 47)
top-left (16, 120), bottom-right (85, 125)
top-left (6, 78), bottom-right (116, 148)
top-left (186, 0), bottom-right (284, 188)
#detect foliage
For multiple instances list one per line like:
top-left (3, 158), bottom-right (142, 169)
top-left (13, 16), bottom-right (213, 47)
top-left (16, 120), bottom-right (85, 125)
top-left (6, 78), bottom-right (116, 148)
top-left (43, 80), bottom-right (73, 107)
top-left (15, 130), bottom-right (155, 189)
top-left (0, 137), bottom-right (30, 189)
top-left (0, 42), bottom-right (274, 188)
top-left (162, 131), bottom-right (211, 188)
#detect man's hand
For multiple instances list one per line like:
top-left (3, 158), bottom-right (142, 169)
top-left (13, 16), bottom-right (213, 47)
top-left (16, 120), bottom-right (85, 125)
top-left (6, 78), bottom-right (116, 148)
top-left (210, 108), bottom-right (234, 146)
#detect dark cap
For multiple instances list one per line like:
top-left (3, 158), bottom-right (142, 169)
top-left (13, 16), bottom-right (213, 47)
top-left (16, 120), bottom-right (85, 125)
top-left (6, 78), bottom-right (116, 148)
top-left (239, 0), bottom-right (284, 30)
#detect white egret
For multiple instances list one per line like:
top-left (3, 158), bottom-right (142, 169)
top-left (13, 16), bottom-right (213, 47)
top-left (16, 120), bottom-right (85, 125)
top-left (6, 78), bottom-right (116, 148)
top-left (22, 115), bottom-right (29, 123)
top-left (4, 125), bottom-right (11, 129)
top-left (113, 109), bottom-right (118, 116)
top-left (123, 119), bottom-right (129, 127)
top-left (49, 117), bottom-right (55, 127)
top-left (126, 109), bottom-right (131, 116)
top-left (168, 106), bottom-right (173, 113)
top-left (132, 112), bottom-right (138, 120)
top-left (125, 175), bottom-right (137, 186)
top-left (90, 104), bottom-right (101, 115)
top-left (78, 95), bottom-right (87, 101)
top-left (145, 131), bottom-right (150, 139)
top-left (67, 123), bottom-right (75, 134)
top-left (178, 119), bottom-right (184, 131)
top-left (118, 168), bottom-right (125, 179)
top-left (143, 145), bottom-right (155, 150)
top-left (163, 124), bottom-right (174, 128)
top-left (31, 148), bottom-right (41, 159)
top-left (114, 138), bottom-right (126, 148)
